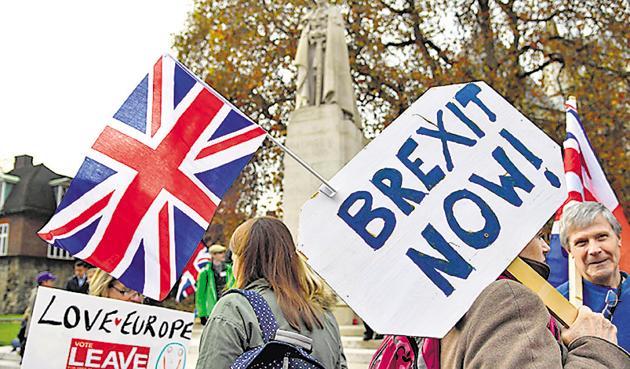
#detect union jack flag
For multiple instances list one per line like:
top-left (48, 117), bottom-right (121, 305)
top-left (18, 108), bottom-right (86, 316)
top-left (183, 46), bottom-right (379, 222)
top-left (38, 54), bottom-right (266, 300)
top-left (547, 97), bottom-right (630, 286)
top-left (176, 242), bottom-right (210, 302)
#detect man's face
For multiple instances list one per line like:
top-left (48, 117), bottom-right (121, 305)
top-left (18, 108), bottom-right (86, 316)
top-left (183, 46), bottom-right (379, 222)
top-left (41, 280), bottom-right (55, 288)
top-left (212, 251), bottom-right (226, 263)
top-left (568, 214), bottom-right (621, 287)
top-left (74, 266), bottom-right (87, 278)
top-left (519, 232), bottom-right (550, 263)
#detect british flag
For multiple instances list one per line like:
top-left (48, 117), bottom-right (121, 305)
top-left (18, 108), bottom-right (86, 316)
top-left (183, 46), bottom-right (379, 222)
top-left (176, 242), bottom-right (210, 302)
top-left (547, 97), bottom-right (630, 286)
top-left (38, 54), bottom-right (266, 300)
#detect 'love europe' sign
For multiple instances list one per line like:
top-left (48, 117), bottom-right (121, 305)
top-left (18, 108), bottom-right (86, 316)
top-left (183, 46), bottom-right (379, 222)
top-left (22, 287), bottom-right (193, 369)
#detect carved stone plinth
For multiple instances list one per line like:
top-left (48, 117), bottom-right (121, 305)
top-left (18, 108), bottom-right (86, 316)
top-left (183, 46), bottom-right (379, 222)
top-left (282, 104), bottom-right (365, 238)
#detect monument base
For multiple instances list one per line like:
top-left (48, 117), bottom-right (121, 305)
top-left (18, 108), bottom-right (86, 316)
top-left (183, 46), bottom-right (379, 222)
top-left (282, 104), bottom-right (365, 238)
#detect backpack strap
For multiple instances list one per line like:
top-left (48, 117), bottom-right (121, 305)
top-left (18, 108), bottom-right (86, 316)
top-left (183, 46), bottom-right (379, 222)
top-left (225, 289), bottom-right (279, 343)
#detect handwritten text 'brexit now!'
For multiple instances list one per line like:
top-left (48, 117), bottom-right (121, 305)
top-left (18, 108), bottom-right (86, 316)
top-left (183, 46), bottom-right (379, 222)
top-left (338, 83), bottom-right (561, 297)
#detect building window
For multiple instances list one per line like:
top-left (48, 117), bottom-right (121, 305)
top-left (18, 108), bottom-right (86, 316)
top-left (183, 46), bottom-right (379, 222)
top-left (0, 223), bottom-right (8, 256)
top-left (0, 173), bottom-right (20, 211)
top-left (47, 244), bottom-right (74, 260)
top-left (49, 177), bottom-right (72, 207)
top-left (54, 185), bottom-right (66, 206)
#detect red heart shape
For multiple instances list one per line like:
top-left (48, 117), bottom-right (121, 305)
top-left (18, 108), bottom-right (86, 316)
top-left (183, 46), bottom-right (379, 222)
top-left (114, 318), bottom-right (122, 326)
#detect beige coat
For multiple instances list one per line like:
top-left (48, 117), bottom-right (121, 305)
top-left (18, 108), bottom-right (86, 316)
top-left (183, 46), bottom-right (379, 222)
top-left (439, 279), bottom-right (629, 369)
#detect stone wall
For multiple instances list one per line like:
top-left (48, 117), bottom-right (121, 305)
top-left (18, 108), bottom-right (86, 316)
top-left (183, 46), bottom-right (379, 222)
top-left (0, 256), bottom-right (74, 314)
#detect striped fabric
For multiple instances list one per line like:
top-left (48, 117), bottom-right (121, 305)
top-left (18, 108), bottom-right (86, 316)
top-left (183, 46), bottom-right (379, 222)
top-left (547, 97), bottom-right (630, 287)
top-left (38, 55), bottom-right (267, 300)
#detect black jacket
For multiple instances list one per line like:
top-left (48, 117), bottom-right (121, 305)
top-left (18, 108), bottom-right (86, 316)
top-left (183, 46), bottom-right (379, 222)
top-left (65, 276), bottom-right (89, 294)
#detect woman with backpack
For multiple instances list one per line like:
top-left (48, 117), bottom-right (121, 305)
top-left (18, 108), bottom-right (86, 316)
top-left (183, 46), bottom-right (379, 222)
top-left (195, 216), bottom-right (347, 369)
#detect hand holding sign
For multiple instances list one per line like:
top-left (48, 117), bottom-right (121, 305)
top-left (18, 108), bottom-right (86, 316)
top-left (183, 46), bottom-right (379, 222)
top-left (298, 82), bottom-right (566, 338)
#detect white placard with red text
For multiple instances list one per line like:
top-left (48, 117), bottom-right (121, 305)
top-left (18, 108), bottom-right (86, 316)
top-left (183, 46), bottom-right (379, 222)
top-left (298, 81), bottom-right (566, 338)
top-left (22, 287), bottom-right (193, 369)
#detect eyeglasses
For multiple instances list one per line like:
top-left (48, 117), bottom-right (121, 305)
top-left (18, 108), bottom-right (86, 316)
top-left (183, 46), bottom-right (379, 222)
top-left (110, 285), bottom-right (139, 297)
top-left (601, 289), bottom-right (619, 320)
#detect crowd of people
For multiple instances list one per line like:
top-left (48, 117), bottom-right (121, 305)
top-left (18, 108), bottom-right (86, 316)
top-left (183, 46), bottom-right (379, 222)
top-left (13, 201), bottom-right (629, 368)
top-left (191, 202), bottom-right (628, 368)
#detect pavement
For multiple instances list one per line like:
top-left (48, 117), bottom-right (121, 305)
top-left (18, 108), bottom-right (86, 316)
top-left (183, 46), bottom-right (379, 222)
top-left (0, 346), bottom-right (20, 369)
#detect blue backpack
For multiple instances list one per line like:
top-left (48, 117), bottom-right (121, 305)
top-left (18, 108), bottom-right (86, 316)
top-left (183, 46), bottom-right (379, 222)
top-left (226, 289), bottom-right (326, 369)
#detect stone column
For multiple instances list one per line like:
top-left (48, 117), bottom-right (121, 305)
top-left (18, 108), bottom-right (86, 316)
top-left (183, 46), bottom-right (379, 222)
top-left (283, 104), bottom-right (364, 238)
top-left (284, 1), bottom-right (365, 237)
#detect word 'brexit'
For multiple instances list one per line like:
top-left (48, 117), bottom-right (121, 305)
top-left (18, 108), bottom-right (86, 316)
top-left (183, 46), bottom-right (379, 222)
top-left (337, 83), bottom-right (560, 296)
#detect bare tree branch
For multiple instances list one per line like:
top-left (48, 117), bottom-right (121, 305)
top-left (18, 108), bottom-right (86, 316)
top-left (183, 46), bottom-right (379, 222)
top-left (518, 54), bottom-right (564, 78)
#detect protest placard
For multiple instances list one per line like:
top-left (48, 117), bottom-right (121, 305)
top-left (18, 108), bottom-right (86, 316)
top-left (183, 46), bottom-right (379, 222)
top-left (21, 287), bottom-right (193, 369)
top-left (298, 81), bottom-right (566, 338)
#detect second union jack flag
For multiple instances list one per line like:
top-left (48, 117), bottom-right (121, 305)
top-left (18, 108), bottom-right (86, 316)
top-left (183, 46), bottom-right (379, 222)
top-left (176, 242), bottom-right (210, 302)
top-left (38, 54), bottom-right (266, 300)
top-left (547, 96), bottom-right (630, 286)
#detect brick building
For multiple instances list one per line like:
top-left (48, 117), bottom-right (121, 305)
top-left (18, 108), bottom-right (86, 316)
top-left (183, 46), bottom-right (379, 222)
top-left (0, 155), bottom-right (75, 314)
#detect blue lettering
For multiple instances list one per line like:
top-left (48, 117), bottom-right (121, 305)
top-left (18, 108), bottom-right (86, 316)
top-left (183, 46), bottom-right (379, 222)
top-left (499, 129), bottom-right (542, 168)
top-left (500, 129), bottom-right (561, 188)
top-left (444, 189), bottom-right (500, 249)
top-left (454, 83), bottom-right (497, 122)
top-left (446, 102), bottom-right (485, 138)
top-left (416, 110), bottom-right (476, 172)
top-left (338, 191), bottom-right (396, 250)
top-left (371, 168), bottom-right (426, 215)
top-left (406, 224), bottom-right (474, 296)
top-left (396, 137), bottom-right (445, 190)
top-left (469, 147), bottom-right (534, 207)
top-left (544, 169), bottom-right (561, 188)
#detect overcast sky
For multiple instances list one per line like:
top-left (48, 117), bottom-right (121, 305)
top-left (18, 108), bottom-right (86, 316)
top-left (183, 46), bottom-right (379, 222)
top-left (0, 0), bottom-right (193, 175)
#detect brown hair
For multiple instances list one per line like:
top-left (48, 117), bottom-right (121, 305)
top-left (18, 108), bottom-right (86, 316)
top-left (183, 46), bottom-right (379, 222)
top-left (230, 216), bottom-right (333, 331)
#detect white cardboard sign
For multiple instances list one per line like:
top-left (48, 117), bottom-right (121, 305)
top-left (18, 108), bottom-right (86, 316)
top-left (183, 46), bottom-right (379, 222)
top-left (22, 287), bottom-right (194, 369)
top-left (298, 82), bottom-right (566, 338)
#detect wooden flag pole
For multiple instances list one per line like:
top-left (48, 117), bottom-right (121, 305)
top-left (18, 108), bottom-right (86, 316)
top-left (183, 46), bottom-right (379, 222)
top-left (506, 257), bottom-right (578, 327)
top-left (568, 252), bottom-right (584, 307)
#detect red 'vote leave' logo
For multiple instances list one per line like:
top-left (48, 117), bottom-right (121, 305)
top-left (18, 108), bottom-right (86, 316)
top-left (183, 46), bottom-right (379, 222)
top-left (66, 338), bottom-right (150, 369)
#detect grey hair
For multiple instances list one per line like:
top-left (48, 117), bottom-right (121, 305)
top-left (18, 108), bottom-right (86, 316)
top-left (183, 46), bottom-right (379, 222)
top-left (559, 201), bottom-right (622, 249)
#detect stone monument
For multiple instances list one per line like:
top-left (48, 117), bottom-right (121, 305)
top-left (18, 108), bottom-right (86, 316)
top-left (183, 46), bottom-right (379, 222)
top-left (283, 0), bottom-right (365, 237)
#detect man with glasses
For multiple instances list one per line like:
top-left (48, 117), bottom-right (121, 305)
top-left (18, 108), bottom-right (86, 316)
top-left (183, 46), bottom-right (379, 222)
top-left (557, 201), bottom-right (629, 351)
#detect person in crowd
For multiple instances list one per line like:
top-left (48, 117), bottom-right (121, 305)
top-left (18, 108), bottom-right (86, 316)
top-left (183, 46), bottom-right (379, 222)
top-left (196, 216), bottom-right (347, 368)
top-left (65, 260), bottom-right (90, 294)
top-left (19, 271), bottom-right (56, 359)
top-left (89, 269), bottom-right (144, 303)
top-left (557, 201), bottom-right (629, 351)
top-left (196, 244), bottom-right (234, 325)
top-left (419, 231), bottom-right (628, 368)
